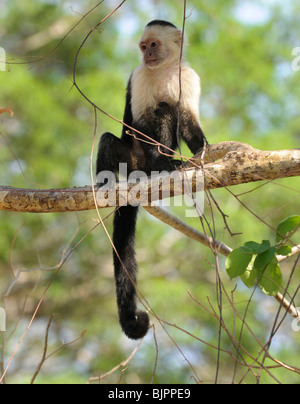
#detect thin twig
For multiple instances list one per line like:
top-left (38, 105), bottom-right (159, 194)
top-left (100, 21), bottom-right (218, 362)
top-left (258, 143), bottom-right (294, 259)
top-left (31, 315), bottom-right (54, 384)
top-left (87, 338), bottom-right (144, 384)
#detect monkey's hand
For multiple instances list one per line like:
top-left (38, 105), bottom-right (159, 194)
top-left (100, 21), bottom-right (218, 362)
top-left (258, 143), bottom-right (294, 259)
top-left (172, 159), bottom-right (183, 170)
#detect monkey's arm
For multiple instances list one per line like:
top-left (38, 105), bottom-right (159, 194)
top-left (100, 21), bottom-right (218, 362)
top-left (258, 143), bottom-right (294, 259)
top-left (121, 76), bottom-right (133, 139)
top-left (180, 111), bottom-right (208, 155)
top-left (180, 68), bottom-right (208, 154)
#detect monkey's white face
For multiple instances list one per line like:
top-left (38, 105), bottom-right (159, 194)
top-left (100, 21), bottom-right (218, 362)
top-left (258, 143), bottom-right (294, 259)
top-left (139, 38), bottom-right (164, 68)
top-left (139, 25), bottom-right (182, 70)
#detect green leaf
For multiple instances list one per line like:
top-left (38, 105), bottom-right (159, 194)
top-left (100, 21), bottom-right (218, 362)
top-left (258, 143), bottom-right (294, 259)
top-left (258, 259), bottom-right (283, 296)
top-left (225, 248), bottom-right (253, 280)
top-left (254, 247), bottom-right (277, 270)
top-left (277, 245), bottom-right (292, 256)
top-left (240, 260), bottom-right (257, 288)
top-left (240, 240), bottom-right (271, 255)
top-left (276, 215), bottom-right (300, 243)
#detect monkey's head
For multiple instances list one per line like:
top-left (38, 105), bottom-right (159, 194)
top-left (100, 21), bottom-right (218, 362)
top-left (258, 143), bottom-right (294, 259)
top-left (139, 20), bottom-right (183, 70)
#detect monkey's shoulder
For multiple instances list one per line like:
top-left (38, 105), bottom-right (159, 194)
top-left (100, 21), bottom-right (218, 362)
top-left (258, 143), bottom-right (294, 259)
top-left (130, 63), bottom-right (199, 85)
top-left (130, 64), bottom-right (200, 121)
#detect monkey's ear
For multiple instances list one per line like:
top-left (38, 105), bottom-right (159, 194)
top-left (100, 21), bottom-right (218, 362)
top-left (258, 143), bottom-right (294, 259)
top-left (174, 29), bottom-right (183, 45)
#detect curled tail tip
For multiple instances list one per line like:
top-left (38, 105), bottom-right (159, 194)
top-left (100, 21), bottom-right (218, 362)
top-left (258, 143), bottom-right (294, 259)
top-left (120, 310), bottom-right (150, 340)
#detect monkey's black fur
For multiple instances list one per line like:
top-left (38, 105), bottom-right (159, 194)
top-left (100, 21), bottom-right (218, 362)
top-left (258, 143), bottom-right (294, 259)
top-left (146, 20), bottom-right (177, 29)
top-left (96, 21), bottom-right (207, 339)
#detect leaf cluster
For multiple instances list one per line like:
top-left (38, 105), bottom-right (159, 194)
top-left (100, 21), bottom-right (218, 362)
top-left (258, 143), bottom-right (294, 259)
top-left (226, 216), bottom-right (300, 295)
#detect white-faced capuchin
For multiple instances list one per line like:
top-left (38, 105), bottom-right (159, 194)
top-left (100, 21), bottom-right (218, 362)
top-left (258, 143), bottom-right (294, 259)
top-left (96, 20), bottom-right (208, 339)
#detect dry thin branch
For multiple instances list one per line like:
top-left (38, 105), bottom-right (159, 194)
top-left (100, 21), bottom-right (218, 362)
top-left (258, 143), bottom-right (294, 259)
top-left (87, 338), bottom-right (144, 384)
top-left (0, 143), bottom-right (299, 213)
top-left (145, 204), bottom-right (231, 256)
top-left (31, 314), bottom-right (86, 384)
top-left (30, 315), bottom-right (54, 384)
top-left (0, 108), bottom-right (14, 117)
top-left (0, 220), bottom-right (98, 383)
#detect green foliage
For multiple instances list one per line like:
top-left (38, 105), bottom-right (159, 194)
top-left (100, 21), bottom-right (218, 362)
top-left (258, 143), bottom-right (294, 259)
top-left (276, 215), bottom-right (300, 243)
top-left (226, 217), bottom-right (299, 296)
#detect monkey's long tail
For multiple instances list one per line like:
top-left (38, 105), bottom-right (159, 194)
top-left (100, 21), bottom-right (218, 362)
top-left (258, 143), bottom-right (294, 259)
top-left (113, 205), bottom-right (150, 339)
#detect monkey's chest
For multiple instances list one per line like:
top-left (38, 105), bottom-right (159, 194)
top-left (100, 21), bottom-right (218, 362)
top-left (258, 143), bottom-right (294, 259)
top-left (131, 70), bottom-right (180, 121)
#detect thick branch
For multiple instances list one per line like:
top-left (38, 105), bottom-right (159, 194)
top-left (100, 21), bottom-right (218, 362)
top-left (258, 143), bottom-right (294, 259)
top-left (190, 142), bottom-right (300, 189)
top-left (0, 186), bottom-right (94, 213)
top-left (0, 143), bottom-right (299, 213)
top-left (144, 204), bottom-right (231, 256)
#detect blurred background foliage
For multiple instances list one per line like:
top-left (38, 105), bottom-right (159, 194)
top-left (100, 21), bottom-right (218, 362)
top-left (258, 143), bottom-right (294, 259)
top-left (0, 0), bottom-right (299, 384)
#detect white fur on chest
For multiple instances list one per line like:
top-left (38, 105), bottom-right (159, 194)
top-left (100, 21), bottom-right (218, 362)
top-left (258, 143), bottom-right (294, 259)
top-left (130, 64), bottom-right (201, 123)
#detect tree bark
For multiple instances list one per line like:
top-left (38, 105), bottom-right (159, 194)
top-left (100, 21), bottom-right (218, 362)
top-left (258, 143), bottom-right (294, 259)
top-left (0, 142), bottom-right (299, 213)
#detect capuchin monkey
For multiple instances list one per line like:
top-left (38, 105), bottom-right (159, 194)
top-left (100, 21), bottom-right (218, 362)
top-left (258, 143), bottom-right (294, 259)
top-left (96, 20), bottom-right (208, 339)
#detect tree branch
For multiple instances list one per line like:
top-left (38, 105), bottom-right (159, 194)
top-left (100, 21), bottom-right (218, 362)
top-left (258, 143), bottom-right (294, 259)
top-left (0, 142), bottom-right (299, 213)
top-left (0, 108), bottom-right (14, 117)
top-left (144, 204), bottom-right (231, 256)
top-left (189, 142), bottom-right (300, 189)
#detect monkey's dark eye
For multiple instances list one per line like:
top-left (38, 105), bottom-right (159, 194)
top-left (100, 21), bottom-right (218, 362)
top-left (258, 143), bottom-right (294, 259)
top-left (141, 45), bottom-right (147, 51)
top-left (151, 42), bottom-right (157, 48)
